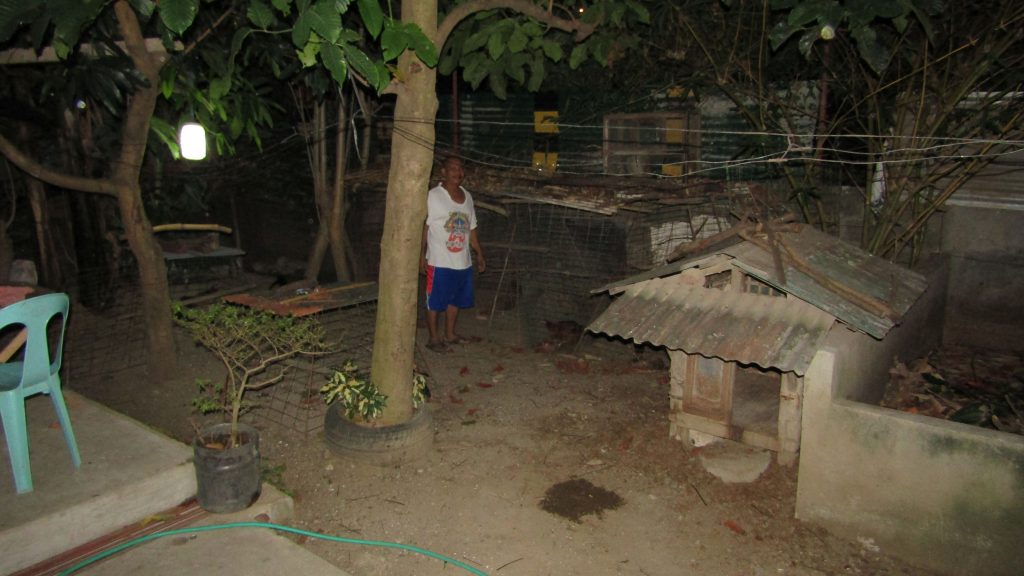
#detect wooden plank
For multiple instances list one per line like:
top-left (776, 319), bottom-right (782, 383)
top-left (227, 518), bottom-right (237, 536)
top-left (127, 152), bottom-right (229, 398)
top-left (672, 411), bottom-right (781, 452)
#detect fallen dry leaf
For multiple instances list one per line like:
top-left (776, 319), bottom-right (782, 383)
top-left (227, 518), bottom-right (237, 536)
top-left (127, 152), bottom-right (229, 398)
top-left (723, 519), bottom-right (746, 535)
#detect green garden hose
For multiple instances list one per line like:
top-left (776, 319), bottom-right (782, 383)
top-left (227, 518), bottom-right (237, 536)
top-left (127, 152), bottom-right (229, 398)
top-left (57, 521), bottom-right (488, 576)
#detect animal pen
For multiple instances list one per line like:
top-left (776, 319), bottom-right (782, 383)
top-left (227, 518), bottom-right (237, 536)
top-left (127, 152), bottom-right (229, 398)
top-left (345, 166), bottom-right (776, 350)
top-left (588, 224), bottom-right (928, 464)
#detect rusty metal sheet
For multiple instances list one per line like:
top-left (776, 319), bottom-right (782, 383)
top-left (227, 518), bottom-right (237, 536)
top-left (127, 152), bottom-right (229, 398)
top-left (223, 282), bottom-right (378, 317)
top-left (593, 226), bottom-right (926, 339)
top-left (588, 278), bottom-right (835, 375)
top-left (722, 227), bottom-right (927, 339)
top-left (594, 252), bottom-right (734, 295)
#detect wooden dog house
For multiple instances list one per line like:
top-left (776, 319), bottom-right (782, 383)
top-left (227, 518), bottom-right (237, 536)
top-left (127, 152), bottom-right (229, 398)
top-left (588, 223), bottom-right (927, 464)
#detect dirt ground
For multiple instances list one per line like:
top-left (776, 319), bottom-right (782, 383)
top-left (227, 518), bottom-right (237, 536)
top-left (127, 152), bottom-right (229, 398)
top-left (66, 281), bottom-right (941, 576)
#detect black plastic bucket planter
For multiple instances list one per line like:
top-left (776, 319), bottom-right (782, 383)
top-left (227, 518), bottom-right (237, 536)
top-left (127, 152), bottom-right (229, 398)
top-left (193, 422), bottom-right (261, 513)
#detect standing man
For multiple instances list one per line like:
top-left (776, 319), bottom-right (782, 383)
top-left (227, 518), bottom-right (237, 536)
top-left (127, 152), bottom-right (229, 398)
top-left (421, 156), bottom-right (485, 352)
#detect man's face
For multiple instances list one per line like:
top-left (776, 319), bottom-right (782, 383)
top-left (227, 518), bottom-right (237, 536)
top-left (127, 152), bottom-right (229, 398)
top-left (442, 159), bottom-right (464, 189)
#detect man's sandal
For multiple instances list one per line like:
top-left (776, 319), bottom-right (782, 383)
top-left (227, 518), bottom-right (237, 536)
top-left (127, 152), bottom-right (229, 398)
top-left (426, 341), bottom-right (452, 353)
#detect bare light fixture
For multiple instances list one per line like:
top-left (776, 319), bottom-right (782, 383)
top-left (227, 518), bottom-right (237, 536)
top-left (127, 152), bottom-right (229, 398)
top-left (179, 122), bottom-right (207, 160)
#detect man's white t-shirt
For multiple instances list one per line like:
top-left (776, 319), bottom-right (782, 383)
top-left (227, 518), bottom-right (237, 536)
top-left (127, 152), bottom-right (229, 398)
top-left (425, 184), bottom-right (477, 270)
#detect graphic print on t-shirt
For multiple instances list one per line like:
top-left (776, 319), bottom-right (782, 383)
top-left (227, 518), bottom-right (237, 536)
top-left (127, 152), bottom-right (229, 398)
top-left (445, 211), bottom-right (469, 253)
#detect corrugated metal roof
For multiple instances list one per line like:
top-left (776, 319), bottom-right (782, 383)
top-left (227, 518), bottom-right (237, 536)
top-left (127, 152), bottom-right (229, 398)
top-left (591, 225), bottom-right (928, 343)
top-left (719, 228), bottom-right (927, 338)
top-left (588, 277), bottom-right (834, 374)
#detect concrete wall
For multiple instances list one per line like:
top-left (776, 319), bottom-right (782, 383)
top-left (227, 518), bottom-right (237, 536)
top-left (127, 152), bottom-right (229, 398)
top-left (824, 255), bottom-right (949, 405)
top-left (942, 191), bottom-right (1024, 351)
top-left (795, 259), bottom-right (1024, 575)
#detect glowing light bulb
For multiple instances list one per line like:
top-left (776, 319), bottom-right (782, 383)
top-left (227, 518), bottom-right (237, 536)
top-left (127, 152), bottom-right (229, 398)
top-left (179, 122), bottom-right (207, 160)
top-left (820, 25), bottom-right (835, 40)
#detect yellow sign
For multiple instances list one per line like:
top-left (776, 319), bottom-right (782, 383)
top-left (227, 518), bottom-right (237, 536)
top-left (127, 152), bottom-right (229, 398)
top-left (534, 111), bottom-right (559, 134)
top-left (532, 151), bottom-right (558, 172)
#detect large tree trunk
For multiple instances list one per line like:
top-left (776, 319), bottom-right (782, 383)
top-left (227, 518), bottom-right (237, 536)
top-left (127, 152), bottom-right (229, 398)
top-left (108, 0), bottom-right (175, 378)
top-left (118, 178), bottom-right (174, 376)
top-left (369, 0), bottom-right (438, 425)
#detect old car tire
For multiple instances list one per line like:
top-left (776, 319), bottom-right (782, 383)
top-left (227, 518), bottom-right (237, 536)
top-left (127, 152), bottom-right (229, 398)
top-left (324, 405), bottom-right (434, 466)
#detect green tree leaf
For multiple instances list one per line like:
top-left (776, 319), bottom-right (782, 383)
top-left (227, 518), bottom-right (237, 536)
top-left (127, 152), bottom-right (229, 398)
top-left (320, 41), bottom-right (348, 85)
top-left (292, 9), bottom-right (312, 45)
top-left (380, 20), bottom-right (406, 61)
top-left (148, 116), bottom-right (181, 159)
top-left (357, 0), bottom-right (383, 38)
top-left (307, 0), bottom-right (341, 43)
top-left (892, 14), bottom-right (908, 33)
top-left (507, 26), bottom-right (528, 53)
top-left (487, 27), bottom-right (505, 59)
top-left (297, 37), bottom-right (320, 67)
top-left (569, 44), bottom-right (587, 69)
top-left (380, 21), bottom-right (436, 66)
top-left (210, 76), bottom-right (231, 101)
top-left (247, 0), bottom-right (274, 28)
top-left (769, 19), bottom-right (801, 50)
top-left (158, 0), bottom-right (199, 35)
top-left (788, 0), bottom-right (830, 27)
top-left (851, 24), bottom-right (888, 74)
top-left (488, 67), bottom-right (507, 100)
top-left (160, 67), bottom-right (177, 99)
top-left (864, 0), bottom-right (904, 19)
top-left (271, 0), bottom-right (292, 15)
top-left (507, 52), bottom-right (528, 84)
top-left (342, 43), bottom-right (386, 91)
top-left (47, 0), bottom-right (105, 50)
top-left (463, 29), bottom-right (490, 53)
top-left (527, 52), bottom-right (544, 91)
top-left (625, 0), bottom-right (650, 24)
top-left (540, 40), bottom-right (562, 62)
top-left (405, 22), bottom-right (437, 66)
top-left (462, 52), bottom-right (488, 88)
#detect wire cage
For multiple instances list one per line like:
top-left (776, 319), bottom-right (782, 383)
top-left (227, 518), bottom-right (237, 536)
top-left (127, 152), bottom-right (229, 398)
top-left (250, 299), bottom-right (378, 436)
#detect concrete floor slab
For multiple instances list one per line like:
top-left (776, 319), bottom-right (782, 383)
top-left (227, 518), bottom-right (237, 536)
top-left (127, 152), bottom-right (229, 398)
top-left (78, 505), bottom-right (345, 575)
top-left (1, 391), bottom-right (196, 574)
top-left (74, 483), bottom-right (353, 576)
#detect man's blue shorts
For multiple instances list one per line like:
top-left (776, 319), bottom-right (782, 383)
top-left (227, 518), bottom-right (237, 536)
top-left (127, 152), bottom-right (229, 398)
top-left (425, 265), bottom-right (474, 311)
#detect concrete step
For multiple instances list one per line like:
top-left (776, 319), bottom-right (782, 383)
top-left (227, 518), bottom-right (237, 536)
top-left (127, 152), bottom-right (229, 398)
top-left (77, 484), bottom-right (350, 576)
top-left (1, 392), bottom-right (197, 574)
top-left (1, 391), bottom-right (350, 576)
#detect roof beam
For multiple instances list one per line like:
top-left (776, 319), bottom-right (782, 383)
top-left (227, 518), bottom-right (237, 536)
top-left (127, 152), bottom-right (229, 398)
top-left (0, 38), bottom-right (179, 65)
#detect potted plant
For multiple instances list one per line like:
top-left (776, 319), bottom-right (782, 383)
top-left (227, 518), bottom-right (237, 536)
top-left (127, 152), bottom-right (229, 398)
top-left (173, 302), bottom-right (325, 512)
top-left (320, 361), bottom-right (433, 466)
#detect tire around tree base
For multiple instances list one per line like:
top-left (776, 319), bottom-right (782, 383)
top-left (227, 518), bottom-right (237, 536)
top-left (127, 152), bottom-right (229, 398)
top-left (323, 405), bottom-right (434, 466)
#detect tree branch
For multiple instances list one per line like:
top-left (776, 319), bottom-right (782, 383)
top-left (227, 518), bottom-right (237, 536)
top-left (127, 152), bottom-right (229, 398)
top-left (181, 8), bottom-right (235, 57)
top-left (436, 0), bottom-right (596, 50)
top-left (0, 133), bottom-right (119, 196)
top-left (114, 0), bottom-right (160, 79)
top-left (112, 0), bottom-right (163, 183)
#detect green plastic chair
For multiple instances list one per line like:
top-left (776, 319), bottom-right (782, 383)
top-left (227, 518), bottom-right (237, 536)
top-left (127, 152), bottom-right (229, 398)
top-left (0, 293), bottom-right (80, 494)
